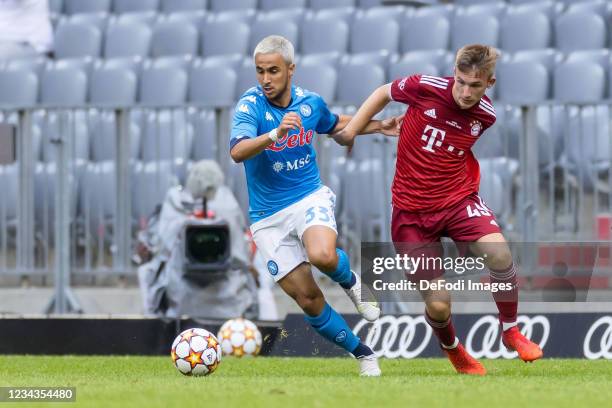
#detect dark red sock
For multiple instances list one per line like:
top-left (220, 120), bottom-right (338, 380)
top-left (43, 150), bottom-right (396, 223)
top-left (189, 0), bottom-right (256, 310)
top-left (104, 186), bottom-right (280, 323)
top-left (425, 311), bottom-right (457, 348)
top-left (490, 263), bottom-right (519, 327)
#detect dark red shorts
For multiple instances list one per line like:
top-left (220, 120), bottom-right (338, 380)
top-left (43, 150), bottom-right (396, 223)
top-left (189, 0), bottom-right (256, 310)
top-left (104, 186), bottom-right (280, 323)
top-left (391, 192), bottom-right (502, 281)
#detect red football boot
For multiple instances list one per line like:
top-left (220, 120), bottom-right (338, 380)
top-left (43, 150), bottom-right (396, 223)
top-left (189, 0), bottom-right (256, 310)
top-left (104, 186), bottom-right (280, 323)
top-left (443, 343), bottom-right (487, 376)
top-left (502, 326), bottom-right (544, 362)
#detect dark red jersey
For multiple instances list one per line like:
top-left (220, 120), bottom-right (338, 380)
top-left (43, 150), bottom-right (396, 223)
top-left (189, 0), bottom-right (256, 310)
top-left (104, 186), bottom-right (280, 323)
top-left (390, 74), bottom-right (496, 212)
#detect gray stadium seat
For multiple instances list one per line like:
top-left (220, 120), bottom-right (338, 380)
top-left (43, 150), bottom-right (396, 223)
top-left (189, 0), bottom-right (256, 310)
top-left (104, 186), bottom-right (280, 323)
top-left (131, 160), bottom-right (178, 221)
top-left (89, 65), bottom-right (137, 105)
top-left (1, 57), bottom-right (47, 75)
top-left (160, 0), bottom-right (207, 12)
top-left (497, 61), bottom-right (549, 104)
top-left (151, 21), bottom-right (198, 57)
top-left (209, 0), bottom-right (256, 11)
top-left (113, 10), bottom-right (158, 25)
top-left (401, 13), bottom-right (450, 52)
top-left (260, 0), bottom-right (306, 10)
top-left (292, 63), bottom-right (337, 102)
top-left (54, 22), bottom-right (102, 59)
top-left (49, 0), bottom-right (64, 14)
top-left (389, 59), bottom-right (439, 83)
top-left (200, 54), bottom-right (243, 68)
top-left (40, 66), bottom-right (87, 106)
top-left (236, 59), bottom-right (256, 99)
top-left (314, 7), bottom-right (355, 25)
top-left (139, 65), bottom-right (187, 105)
top-left (412, 4), bottom-right (455, 19)
top-left (508, 1), bottom-right (562, 19)
top-left (555, 11), bottom-right (607, 52)
top-left (567, 0), bottom-right (609, 17)
top-left (0, 164), bottom-right (19, 225)
top-left (350, 16), bottom-right (399, 54)
top-left (301, 17), bottom-right (349, 55)
top-left (104, 21), bottom-right (152, 58)
top-left (113, 0), bottom-right (159, 13)
top-left (139, 109), bottom-right (193, 161)
top-left (69, 12), bottom-right (109, 30)
top-left (164, 10), bottom-right (206, 26)
top-left (500, 11), bottom-right (550, 52)
top-left (345, 52), bottom-right (392, 69)
top-left (451, 13), bottom-right (499, 51)
top-left (190, 110), bottom-right (218, 160)
top-left (101, 56), bottom-right (143, 72)
top-left (0, 70), bottom-right (38, 106)
top-left (565, 49), bottom-right (610, 68)
top-left (212, 9), bottom-right (256, 24)
top-left (454, 0), bottom-right (504, 4)
top-left (188, 63), bottom-right (237, 106)
top-left (362, 5), bottom-right (408, 23)
top-left (200, 21), bottom-right (249, 57)
top-left (358, 0), bottom-right (382, 7)
top-left (256, 8), bottom-right (306, 26)
top-left (299, 52), bottom-right (342, 68)
top-left (65, 0), bottom-right (111, 14)
top-left (309, 0), bottom-right (355, 10)
top-left (512, 49), bottom-right (562, 71)
top-left (337, 61), bottom-right (385, 105)
top-left (248, 20), bottom-right (298, 54)
top-left (397, 50), bottom-right (454, 76)
top-left (79, 161), bottom-right (116, 236)
top-left (554, 61), bottom-right (605, 103)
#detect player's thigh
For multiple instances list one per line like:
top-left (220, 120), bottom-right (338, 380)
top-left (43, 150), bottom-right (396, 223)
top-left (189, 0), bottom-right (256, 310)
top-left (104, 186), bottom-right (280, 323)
top-left (302, 225), bottom-right (338, 270)
top-left (470, 233), bottom-right (513, 270)
top-left (277, 262), bottom-right (325, 314)
top-left (251, 222), bottom-right (307, 283)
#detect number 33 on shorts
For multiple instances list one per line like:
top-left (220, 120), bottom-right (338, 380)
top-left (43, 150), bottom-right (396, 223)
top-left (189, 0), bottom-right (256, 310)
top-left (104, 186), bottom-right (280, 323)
top-left (305, 206), bottom-right (336, 229)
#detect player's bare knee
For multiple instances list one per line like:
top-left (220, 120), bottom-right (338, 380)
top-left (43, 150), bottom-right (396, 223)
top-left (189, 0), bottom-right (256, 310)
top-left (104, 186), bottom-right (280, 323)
top-left (426, 300), bottom-right (451, 322)
top-left (307, 247), bottom-right (337, 272)
top-left (485, 246), bottom-right (513, 270)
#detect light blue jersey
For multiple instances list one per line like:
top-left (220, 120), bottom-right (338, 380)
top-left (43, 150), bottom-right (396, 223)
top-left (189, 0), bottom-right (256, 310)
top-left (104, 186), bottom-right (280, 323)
top-left (230, 85), bottom-right (339, 223)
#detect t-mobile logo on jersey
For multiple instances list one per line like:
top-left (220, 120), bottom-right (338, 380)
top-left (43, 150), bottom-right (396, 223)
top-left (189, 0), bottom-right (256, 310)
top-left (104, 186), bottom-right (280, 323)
top-left (421, 125), bottom-right (446, 153)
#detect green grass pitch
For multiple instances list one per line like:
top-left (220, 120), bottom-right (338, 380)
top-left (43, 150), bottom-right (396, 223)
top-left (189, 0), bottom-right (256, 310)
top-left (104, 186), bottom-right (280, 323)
top-left (1, 356), bottom-right (611, 407)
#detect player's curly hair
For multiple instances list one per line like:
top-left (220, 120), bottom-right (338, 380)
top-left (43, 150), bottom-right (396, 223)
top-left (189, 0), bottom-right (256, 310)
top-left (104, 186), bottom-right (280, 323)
top-left (253, 35), bottom-right (295, 65)
top-left (455, 44), bottom-right (500, 78)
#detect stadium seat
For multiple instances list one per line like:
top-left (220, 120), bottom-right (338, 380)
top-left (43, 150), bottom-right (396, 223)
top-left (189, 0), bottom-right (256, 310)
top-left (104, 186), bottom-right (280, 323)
top-left (249, 20), bottom-right (298, 55)
top-left (1, 57), bottom-right (48, 75)
top-left (397, 50), bottom-right (454, 76)
top-left (40, 66), bottom-right (87, 106)
top-left (362, 5), bottom-right (408, 23)
top-left (497, 61), bottom-right (549, 104)
top-left (457, 2), bottom-right (506, 18)
top-left (200, 21), bottom-right (249, 57)
top-left (104, 21), bottom-right (152, 58)
top-left (188, 63), bottom-right (237, 106)
top-left (0, 70), bottom-right (39, 106)
top-left (314, 7), bottom-right (355, 25)
top-left (500, 11), bottom-right (551, 52)
top-left (512, 48), bottom-right (562, 71)
top-left (309, 0), bottom-right (355, 10)
top-left (212, 9), bottom-right (256, 25)
top-left (565, 49), bottom-right (610, 69)
top-left (131, 160), bottom-right (179, 221)
top-left (345, 51), bottom-right (392, 69)
top-left (200, 54), bottom-right (243, 68)
top-left (113, 11), bottom-right (158, 25)
top-left (65, 0), bottom-right (111, 14)
top-left (236, 58), bottom-right (256, 99)
top-left (388, 59), bottom-right (439, 83)
top-left (350, 15), bottom-right (399, 54)
top-left (336, 61), bottom-right (385, 105)
top-left (299, 52), bottom-right (342, 68)
top-left (189, 110), bottom-right (217, 160)
top-left (478, 159), bottom-right (509, 219)
top-left (454, 0), bottom-right (504, 4)
top-left (554, 61), bottom-right (605, 103)
top-left (48, 0), bottom-right (64, 14)
top-left (68, 12), bottom-right (109, 30)
top-left (256, 8), bottom-right (306, 26)
top-left (555, 11), bottom-right (607, 52)
top-left (151, 21), bottom-right (198, 57)
top-left (139, 65), bottom-right (187, 105)
top-left (451, 13), bottom-right (499, 51)
top-left (508, 0), bottom-right (562, 19)
top-left (113, 0), bottom-right (159, 13)
top-left (89, 65), bottom-right (137, 106)
top-left (566, 0), bottom-right (609, 17)
top-left (0, 164), bottom-right (19, 224)
top-left (164, 10), bottom-right (207, 27)
top-left (358, 0), bottom-right (382, 7)
top-left (54, 21), bottom-right (102, 59)
top-left (209, 0), bottom-right (256, 11)
top-left (301, 17), bottom-right (349, 55)
top-left (160, 0), bottom-right (207, 12)
top-left (259, 0), bottom-right (306, 10)
top-left (292, 63), bottom-right (337, 102)
top-left (79, 160), bottom-right (117, 236)
top-left (400, 12), bottom-right (450, 52)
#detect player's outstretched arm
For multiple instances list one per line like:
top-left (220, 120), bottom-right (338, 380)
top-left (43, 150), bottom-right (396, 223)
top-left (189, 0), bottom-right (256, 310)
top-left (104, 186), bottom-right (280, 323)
top-left (330, 83), bottom-right (393, 146)
top-left (230, 112), bottom-right (302, 163)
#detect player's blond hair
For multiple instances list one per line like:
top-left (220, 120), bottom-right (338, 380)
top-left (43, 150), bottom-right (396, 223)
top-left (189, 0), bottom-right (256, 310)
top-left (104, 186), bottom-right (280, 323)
top-left (455, 44), bottom-right (500, 79)
top-left (253, 35), bottom-right (295, 65)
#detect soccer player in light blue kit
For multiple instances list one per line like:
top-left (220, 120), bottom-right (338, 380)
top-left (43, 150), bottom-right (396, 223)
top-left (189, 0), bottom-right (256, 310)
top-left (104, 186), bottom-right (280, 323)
top-left (230, 36), bottom-right (399, 376)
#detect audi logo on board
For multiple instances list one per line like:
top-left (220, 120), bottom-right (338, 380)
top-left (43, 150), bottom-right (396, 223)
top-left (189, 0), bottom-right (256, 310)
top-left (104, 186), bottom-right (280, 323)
top-left (583, 316), bottom-right (612, 360)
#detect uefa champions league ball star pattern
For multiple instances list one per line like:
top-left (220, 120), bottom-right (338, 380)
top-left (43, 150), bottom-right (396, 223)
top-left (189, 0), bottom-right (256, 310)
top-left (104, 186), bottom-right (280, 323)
top-left (217, 318), bottom-right (263, 357)
top-left (171, 328), bottom-right (222, 376)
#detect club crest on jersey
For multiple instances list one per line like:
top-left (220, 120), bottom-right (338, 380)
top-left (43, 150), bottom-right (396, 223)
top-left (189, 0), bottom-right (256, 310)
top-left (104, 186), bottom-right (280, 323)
top-left (299, 104), bottom-right (312, 117)
top-left (470, 120), bottom-right (482, 137)
top-left (267, 127), bottom-right (314, 152)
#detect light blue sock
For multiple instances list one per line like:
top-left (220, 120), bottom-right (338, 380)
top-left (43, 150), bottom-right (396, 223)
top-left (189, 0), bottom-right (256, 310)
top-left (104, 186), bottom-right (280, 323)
top-left (329, 248), bottom-right (355, 289)
top-left (304, 302), bottom-right (360, 354)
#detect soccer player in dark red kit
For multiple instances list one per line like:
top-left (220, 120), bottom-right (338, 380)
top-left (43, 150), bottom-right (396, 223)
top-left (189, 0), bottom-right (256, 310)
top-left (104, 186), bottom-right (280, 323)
top-left (333, 44), bottom-right (543, 375)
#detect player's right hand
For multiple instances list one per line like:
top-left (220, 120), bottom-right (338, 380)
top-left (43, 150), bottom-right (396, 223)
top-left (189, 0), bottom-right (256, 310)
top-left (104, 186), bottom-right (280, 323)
top-left (277, 112), bottom-right (302, 138)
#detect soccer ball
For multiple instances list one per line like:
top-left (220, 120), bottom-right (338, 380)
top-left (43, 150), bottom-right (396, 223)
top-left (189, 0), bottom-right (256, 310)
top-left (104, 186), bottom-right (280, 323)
top-left (171, 328), bottom-right (221, 376)
top-left (217, 318), bottom-right (263, 357)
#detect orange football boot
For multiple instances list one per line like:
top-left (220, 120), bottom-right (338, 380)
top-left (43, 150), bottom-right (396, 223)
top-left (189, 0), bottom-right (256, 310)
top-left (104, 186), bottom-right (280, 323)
top-left (443, 343), bottom-right (487, 376)
top-left (502, 326), bottom-right (544, 362)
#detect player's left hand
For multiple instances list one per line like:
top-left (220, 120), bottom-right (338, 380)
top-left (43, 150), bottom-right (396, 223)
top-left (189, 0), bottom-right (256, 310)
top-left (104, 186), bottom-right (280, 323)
top-left (380, 115), bottom-right (403, 137)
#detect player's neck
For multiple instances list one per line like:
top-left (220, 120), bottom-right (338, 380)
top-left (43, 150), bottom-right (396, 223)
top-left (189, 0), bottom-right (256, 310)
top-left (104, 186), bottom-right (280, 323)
top-left (267, 87), bottom-right (292, 109)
